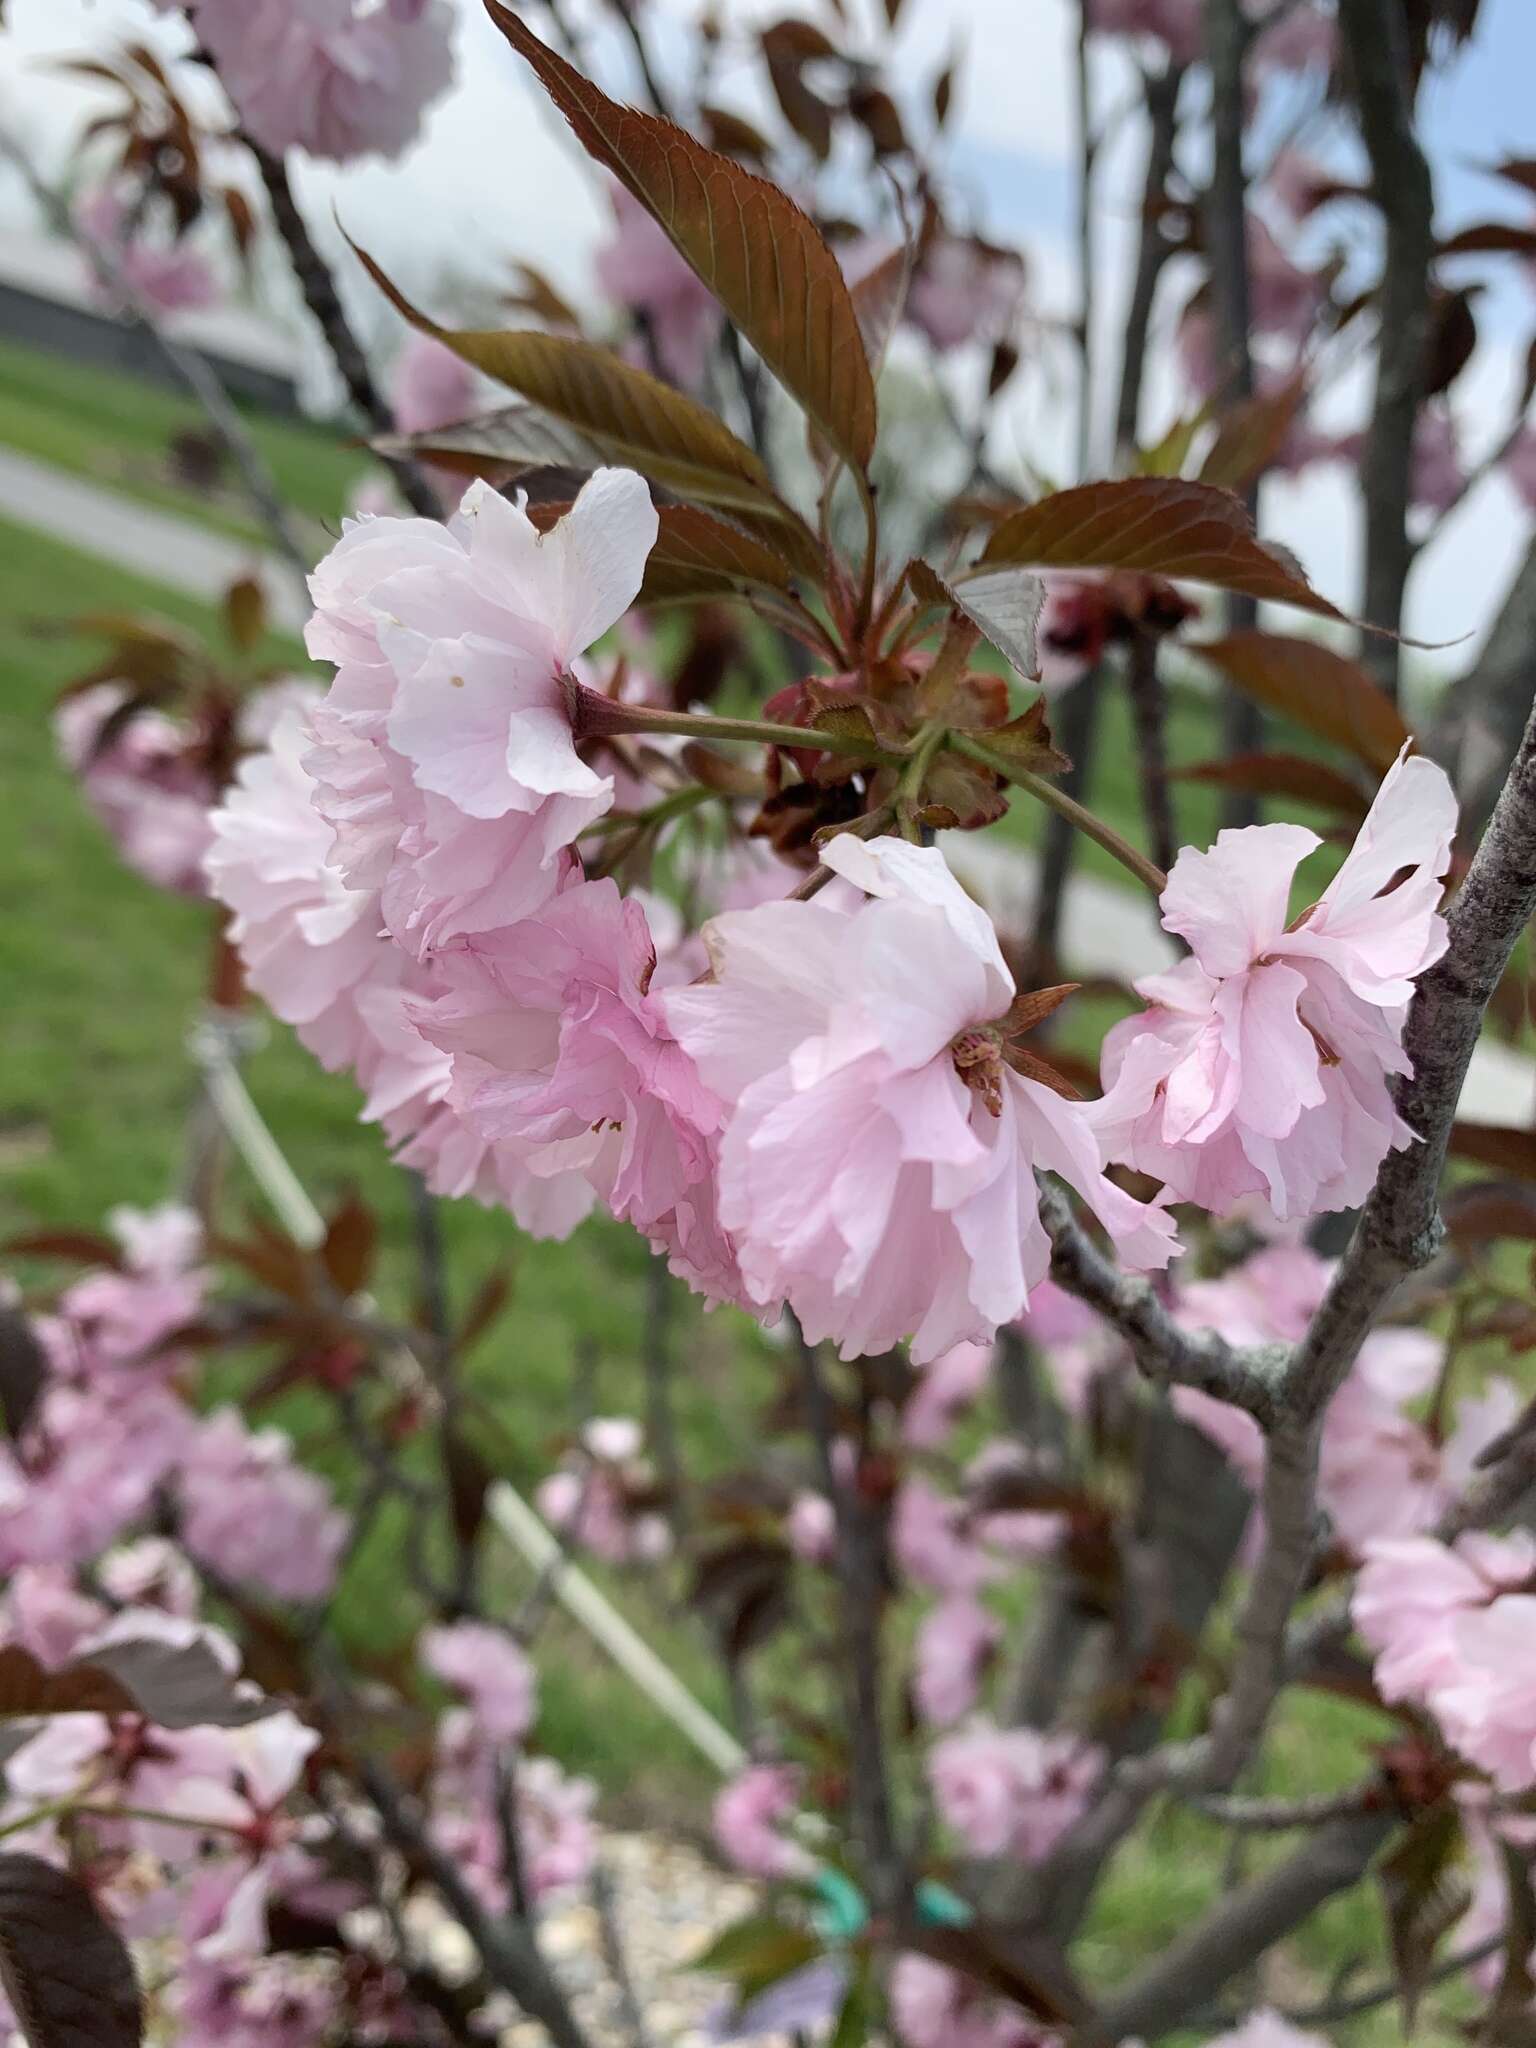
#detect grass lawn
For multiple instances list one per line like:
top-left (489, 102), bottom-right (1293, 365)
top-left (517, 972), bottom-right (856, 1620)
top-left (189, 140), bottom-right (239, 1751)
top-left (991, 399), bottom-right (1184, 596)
top-left (0, 350), bottom-right (1492, 2028)
top-left (0, 332), bottom-right (369, 548)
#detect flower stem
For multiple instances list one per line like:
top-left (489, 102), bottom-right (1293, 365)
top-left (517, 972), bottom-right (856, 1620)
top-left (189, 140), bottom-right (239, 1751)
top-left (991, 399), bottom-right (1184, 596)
top-left (947, 731), bottom-right (1169, 896)
top-left (571, 685), bottom-right (899, 763)
top-left (897, 718), bottom-right (948, 841)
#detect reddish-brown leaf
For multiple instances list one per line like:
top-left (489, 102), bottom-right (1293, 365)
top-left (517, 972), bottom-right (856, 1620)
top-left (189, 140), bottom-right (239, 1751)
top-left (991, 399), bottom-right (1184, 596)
top-left (0, 1637), bottom-right (272, 1728)
top-left (0, 1854), bottom-right (142, 2048)
top-left (1443, 1180), bottom-right (1536, 1246)
top-left (0, 1309), bottom-right (47, 1441)
top-left (1175, 751), bottom-right (1371, 819)
top-left (760, 19), bottom-right (838, 159)
top-left (1448, 1124), bottom-right (1536, 1180)
top-left (223, 574), bottom-right (266, 653)
top-left (321, 1189), bottom-right (376, 1298)
top-left (978, 478), bottom-right (1346, 621)
top-left (4, 1231), bottom-right (124, 1269)
top-left (1198, 373), bottom-right (1306, 491)
top-left (642, 506), bottom-right (799, 600)
top-left (484, 5), bottom-right (878, 471)
top-left (1196, 631), bottom-right (1412, 773)
top-left (349, 242), bottom-right (802, 530)
top-left (700, 105), bottom-right (773, 162)
top-left (1437, 220), bottom-right (1536, 259)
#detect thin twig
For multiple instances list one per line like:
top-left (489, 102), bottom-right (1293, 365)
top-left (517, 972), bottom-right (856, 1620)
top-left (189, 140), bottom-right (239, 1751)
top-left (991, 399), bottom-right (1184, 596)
top-left (249, 142), bottom-right (441, 520)
top-left (1123, 628), bottom-right (1177, 873)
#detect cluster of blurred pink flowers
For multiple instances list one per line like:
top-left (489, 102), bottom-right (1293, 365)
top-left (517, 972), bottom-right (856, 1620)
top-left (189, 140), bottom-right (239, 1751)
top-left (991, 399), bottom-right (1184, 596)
top-left (1355, 1530), bottom-right (1536, 1791)
top-left (152, 0), bottom-right (455, 162)
top-left (74, 186), bottom-right (219, 317)
top-left (1, 1204), bottom-right (345, 1596)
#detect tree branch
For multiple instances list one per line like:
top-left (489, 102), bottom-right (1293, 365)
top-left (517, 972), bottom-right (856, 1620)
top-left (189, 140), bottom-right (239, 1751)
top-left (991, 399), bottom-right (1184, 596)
top-left (793, 1322), bottom-right (904, 1917)
top-left (1082, 1810), bottom-right (1398, 2043)
top-left (1038, 1181), bottom-right (1284, 1424)
top-left (1202, 0), bottom-right (1265, 822)
top-left (1336, 0), bottom-right (1435, 699)
top-left (1114, 66), bottom-right (1184, 461)
top-left (249, 144), bottom-right (442, 520)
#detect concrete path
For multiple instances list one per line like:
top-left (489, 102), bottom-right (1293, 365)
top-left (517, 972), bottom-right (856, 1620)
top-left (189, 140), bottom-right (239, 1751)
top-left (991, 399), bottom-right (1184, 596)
top-left (3, 444), bottom-right (1528, 1128)
top-left (0, 445), bottom-right (309, 633)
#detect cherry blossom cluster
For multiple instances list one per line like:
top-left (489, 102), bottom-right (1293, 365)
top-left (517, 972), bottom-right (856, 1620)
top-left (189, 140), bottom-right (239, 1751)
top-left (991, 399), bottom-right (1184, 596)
top-left (0, 1209), bottom-right (601, 2043)
top-left (1, 1205), bottom-right (345, 1593)
top-left (150, 0), bottom-right (455, 162)
top-left (207, 475), bottom-right (1455, 1370)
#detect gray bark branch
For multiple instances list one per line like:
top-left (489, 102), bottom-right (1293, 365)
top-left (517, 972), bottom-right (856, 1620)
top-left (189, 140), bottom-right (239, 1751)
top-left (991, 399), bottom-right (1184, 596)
top-left (1337, 0), bottom-right (1435, 698)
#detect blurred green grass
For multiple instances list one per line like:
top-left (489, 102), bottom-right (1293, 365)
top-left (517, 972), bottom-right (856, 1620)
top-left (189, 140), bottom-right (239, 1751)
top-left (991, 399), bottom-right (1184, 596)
top-left (0, 332), bottom-right (369, 547)
top-left (0, 340), bottom-right (1488, 2028)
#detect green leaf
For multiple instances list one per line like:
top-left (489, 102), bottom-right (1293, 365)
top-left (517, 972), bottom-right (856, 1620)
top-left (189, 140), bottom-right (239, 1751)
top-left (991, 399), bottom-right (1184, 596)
top-left (1195, 631), bottom-right (1412, 773)
top-left (691, 1913), bottom-right (822, 2000)
top-left (484, 4), bottom-right (877, 472)
top-left (978, 477), bottom-right (1347, 622)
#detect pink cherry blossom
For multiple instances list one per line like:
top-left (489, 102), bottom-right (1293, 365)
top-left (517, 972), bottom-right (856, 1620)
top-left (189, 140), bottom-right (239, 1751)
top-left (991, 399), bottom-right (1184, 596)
top-left (905, 236), bottom-right (1026, 353)
top-left (665, 835), bottom-right (1177, 1362)
top-left (1205, 2013), bottom-right (1328, 2048)
top-left (177, 1409), bottom-right (348, 1603)
top-left (428, 1708), bottom-right (596, 1904)
top-left (206, 698), bottom-right (596, 1235)
top-left (893, 1479), bottom-right (1000, 1595)
top-left (905, 1340), bottom-right (994, 1448)
top-left (1249, 1), bottom-right (1337, 77)
top-left (421, 1622), bottom-right (536, 1744)
top-left (303, 471), bottom-right (657, 953)
top-left (0, 1567), bottom-right (106, 1669)
top-left (914, 1595), bottom-right (1002, 1725)
top-left (1504, 423), bottom-right (1536, 513)
top-left (170, 1956), bottom-right (338, 2048)
top-left (1091, 750), bottom-right (1456, 1221)
top-left (1085, 0), bottom-right (1202, 64)
top-left (408, 874), bottom-right (727, 1279)
top-left (787, 1490), bottom-right (837, 1564)
top-left (1246, 216), bottom-right (1323, 341)
top-left (55, 684), bottom-right (216, 896)
top-left (891, 1953), bottom-right (1062, 2048)
top-left (928, 1721), bottom-right (1101, 1862)
top-left (1353, 1528), bottom-right (1536, 1708)
top-left (389, 332), bottom-right (476, 435)
top-left (74, 186), bottom-right (219, 315)
top-left (595, 182), bottom-right (719, 388)
top-left (0, 1379), bottom-right (194, 1572)
top-left (195, 0), bottom-right (455, 163)
top-left (712, 1763), bottom-right (812, 1880)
